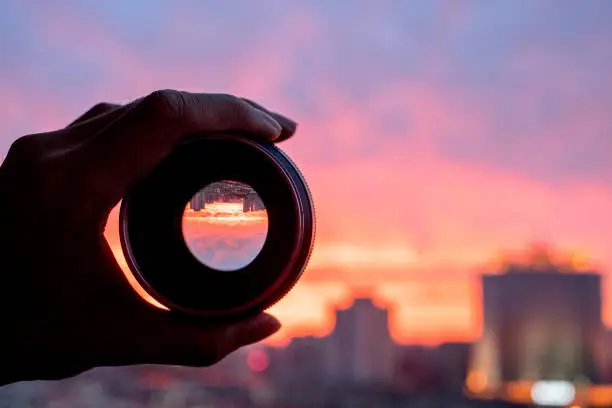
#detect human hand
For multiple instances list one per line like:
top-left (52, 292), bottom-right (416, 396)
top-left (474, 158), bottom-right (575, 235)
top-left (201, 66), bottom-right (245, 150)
top-left (0, 90), bottom-right (297, 385)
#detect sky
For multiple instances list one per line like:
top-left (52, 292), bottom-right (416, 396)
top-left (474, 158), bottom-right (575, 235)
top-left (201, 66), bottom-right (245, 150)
top-left (2, 0), bottom-right (612, 345)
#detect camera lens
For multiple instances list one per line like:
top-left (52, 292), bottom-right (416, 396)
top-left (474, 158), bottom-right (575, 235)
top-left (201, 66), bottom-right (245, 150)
top-left (119, 134), bottom-right (315, 321)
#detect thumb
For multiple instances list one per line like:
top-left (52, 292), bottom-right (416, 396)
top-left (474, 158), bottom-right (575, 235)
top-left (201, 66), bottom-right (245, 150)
top-left (222, 313), bottom-right (282, 353)
top-left (140, 313), bottom-right (281, 367)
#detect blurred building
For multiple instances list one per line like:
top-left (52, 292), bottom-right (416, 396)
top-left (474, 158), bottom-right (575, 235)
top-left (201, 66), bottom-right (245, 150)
top-left (393, 346), bottom-right (441, 394)
top-left (243, 192), bottom-right (265, 212)
top-left (283, 336), bottom-right (326, 385)
top-left (189, 190), bottom-right (205, 211)
top-left (598, 330), bottom-right (612, 383)
top-left (467, 247), bottom-right (606, 405)
top-left (324, 298), bottom-right (397, 385)
top-left (189, 181), bottom-right (264, 212)
top-left (437, 342), bottom-right (471, 393)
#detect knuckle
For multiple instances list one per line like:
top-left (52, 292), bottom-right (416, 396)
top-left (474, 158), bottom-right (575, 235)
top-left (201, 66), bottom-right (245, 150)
top-left (211, 93), bottom-right (252, 122)
top-left (212, 93), bottom-right (240, 104)
top-left (142, 89), bottom-right (187, 121)
top-left (2, 135), bottom-right (67, 214)
top-left (223, 93), bottom-right (248, 112)
top-left (7, 134), bottom-right (43, 161)
top-left (9, 135), bottom-right (37, 155)
top-left (89, 102), bottom-right (116, 116)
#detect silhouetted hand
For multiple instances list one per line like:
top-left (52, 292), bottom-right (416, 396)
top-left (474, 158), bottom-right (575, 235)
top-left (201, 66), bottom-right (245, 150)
top-left (0, 90), bottom-right (297, 385)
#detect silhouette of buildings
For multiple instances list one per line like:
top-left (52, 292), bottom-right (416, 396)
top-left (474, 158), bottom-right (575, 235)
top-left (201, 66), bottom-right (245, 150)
top-left (5, 246), bottom-right (609, 407)
top-left (263, 297), bottom-right (472, 402)
top-left (188, 181), bottom-right (265, 212)
top-left (243, 192), bottom-right (265, 212)
top-left (189, 190), bottom-right (205, 211)
top-left (324, 298), bottom-right (397, 385)
top-left (267, 298), bottom-right (397, 390)
top-left (437, 342), bottom-right (472, 392)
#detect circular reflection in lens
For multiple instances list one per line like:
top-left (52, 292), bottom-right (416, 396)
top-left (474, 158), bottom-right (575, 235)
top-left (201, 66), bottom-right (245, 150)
top-left (182, 180), bottom-right (268, 271)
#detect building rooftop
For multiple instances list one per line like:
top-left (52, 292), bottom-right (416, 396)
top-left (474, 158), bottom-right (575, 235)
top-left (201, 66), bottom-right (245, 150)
top-left (494, 243), bottom-right (596, 275)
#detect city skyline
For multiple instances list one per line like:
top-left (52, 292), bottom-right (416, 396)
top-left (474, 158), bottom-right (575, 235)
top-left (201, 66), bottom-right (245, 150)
top-left (1, 282), bottom-right (608, 406)
top-left (260, 264), bottom-right (612, 406)
top-left (107, 206), bottom-right (610, 346)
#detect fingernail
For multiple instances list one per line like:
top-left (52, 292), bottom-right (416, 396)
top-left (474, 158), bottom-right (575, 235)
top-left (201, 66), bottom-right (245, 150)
top-left (276, 113), bottom-right (297, 129)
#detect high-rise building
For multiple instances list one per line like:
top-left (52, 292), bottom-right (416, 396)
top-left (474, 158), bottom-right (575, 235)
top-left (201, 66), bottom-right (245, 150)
top-left (189, 190), bottom-right (205, 211)
top-left (324, 298), bottom-right (397, 384)
top-left (273, 336), bottom-right (325, 388)
top-left (243, 192), bottom-right (265, 212)
top-left (437, 342), bottom-right (471, 393)
top-left (467, 253), bottom-right (605, 404)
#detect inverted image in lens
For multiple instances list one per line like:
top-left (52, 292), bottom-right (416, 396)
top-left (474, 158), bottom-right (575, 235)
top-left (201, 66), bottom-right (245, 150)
top-left (182, 180), bottom-right (268, 271)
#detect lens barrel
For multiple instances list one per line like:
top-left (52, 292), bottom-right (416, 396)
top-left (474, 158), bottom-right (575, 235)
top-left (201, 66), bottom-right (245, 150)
top-left (119, 134), bottom-right (315, 321)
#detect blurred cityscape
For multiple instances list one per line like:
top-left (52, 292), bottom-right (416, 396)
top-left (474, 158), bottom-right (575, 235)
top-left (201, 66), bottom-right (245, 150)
top-left (3, 247), bottom-right (612, 407)
top-left (189, 181), bottom-right (266, 213)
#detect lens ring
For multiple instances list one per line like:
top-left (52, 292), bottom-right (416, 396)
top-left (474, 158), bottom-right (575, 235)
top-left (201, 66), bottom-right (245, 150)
top-left (119, 134), bottom-right (315, 320)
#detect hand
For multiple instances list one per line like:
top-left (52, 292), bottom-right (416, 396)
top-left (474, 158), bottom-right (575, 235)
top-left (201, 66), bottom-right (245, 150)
top-left (0, 90), bottom-right (297, 385)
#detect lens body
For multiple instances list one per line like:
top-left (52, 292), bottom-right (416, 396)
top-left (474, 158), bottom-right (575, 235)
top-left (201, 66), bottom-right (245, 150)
top-left (119, 134), bottom-right (315, 321)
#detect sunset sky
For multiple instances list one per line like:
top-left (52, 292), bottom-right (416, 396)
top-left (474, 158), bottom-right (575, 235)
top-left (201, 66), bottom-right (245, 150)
top-left (2, 0), bottom-right (612, 345)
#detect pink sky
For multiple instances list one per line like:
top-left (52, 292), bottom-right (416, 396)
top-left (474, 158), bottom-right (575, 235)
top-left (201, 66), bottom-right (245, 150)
top-left (3, 1), bottom-right (612, 344)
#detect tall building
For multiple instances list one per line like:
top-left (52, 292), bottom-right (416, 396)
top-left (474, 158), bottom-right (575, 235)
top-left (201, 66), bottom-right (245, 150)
top-left (243, 192), bottom-right (265, 212)
top-left (437, 342), bottom-right (471, 393)
top-left (468, 252), bottom-right (605, 403)
top-left (324, 298), bottom-right (397, 385)
top-left (280, 337), bottom-right (324, 386)
top-left (189, 190), bottom-right (205, 211)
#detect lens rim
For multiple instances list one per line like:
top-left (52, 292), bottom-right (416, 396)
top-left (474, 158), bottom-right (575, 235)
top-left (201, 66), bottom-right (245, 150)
top-left (119, 134), bottom-right (315, 320)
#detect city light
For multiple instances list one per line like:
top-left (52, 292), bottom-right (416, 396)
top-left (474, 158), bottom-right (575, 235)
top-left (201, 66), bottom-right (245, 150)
top-left (465, 370), bottom-right (488, 394)
top-left (247, 349), bottom-right (270, 373)
top-left (530, 381), bottom-right (576, 406)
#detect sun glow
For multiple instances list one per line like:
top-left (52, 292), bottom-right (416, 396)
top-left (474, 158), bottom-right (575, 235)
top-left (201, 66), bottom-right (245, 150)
top-left (183, 202), bottom-right (268, 224)
top-left (309, 242), bottom-right (420, 269)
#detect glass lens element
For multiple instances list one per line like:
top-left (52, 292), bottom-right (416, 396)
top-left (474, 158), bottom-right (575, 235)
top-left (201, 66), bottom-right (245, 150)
top-left (182, 180), bottom-right (268, 271)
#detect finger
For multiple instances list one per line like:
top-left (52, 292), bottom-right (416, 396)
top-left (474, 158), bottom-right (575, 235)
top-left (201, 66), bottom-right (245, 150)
top-left (34, 103), bottom-right (126, 152)
top-left (136, 313), bottom-right (281, 367)
top-left (221, 313), bottom-right (282, 352)
top-left (242, 98), bottom-right (298, 142)
top-left (66, 102), bottom-right (122, 128)
top-left (76, 90), bottom-right (283, 205)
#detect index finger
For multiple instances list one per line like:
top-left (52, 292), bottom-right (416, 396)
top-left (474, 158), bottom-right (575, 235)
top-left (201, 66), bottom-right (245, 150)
top-left (66, 102), bottom-right (122, 128)
top-left (75, 90), bottom-right (287, 206)
top-left (242, 98), bottom-right (298, 143)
